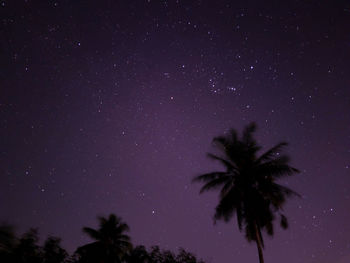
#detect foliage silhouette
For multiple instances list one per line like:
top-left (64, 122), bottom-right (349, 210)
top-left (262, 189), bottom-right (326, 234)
top-left (175, 248), bottom-right (205, 263)
top-left (128, 245), bottom-right (205, 263)
top-left (42, 236), bottom-right (68, 263)
top-left (0, 224), bottom-right (70, 263)
top-left (14, 228), bottom-right (42, 263)
top-left (193, 122), bottom-right (300, 263)
top-left (127, 245), bottom-right (150, 263)
top-left (76, 214), bottom-right (132, 263)
top-left (0, 223), bottom-right (17, 263)
top-left (0, 219), bottom-right (206, 263)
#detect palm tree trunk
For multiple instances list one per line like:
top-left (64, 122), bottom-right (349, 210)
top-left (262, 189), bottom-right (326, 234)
top-left (254, 222), bottom-right (264, 263)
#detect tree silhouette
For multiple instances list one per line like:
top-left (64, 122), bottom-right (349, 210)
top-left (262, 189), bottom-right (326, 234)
top-left (76, 214), bottom-right (132, 263)
top-left (193, 123), bottom-right (300, 263)
top-left (144, 246), bottom-right (205, 263)
top-left (42, 236), bottom-right (68, 263)
top-left (0, 223), bottom-right (17, 263)
top-left (175, 248), bottom-right (205, 263)
top-left (127, 245), bottom-right (150, 263)
top-left (14, 228), bottom-right (43, 263)
top-left (149, 246), bottom-right (176, 263)
top-left (0, 217), bottom-right (206, 263)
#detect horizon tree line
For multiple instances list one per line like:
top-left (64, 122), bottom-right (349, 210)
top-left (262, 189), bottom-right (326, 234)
top-left (1, 122), bottom-right (299, 263)
top-left (0, 214), bottom-right (205, 263)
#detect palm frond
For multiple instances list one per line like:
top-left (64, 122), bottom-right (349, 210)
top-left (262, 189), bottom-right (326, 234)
top-left (83, 227), bottom-right (101, 240)
top-left (199, 176), bottom-right (230, 194)
top-left (236, 205), bottom-right (243, 230)
top-left (242, 122), bottom-right (257, 144)
top-left (280, 214), bottom-right (288, 229)
top-left (271, 183), bottom-right (300, 198)
top-left (229, 128), bottom-right (238, 144)
top-left (108, 214), bottom-right (119, 224)
top-left (256, 142), bottom-right (288, 163)
top-left (220, 180), bottom-right (235, 198)
top-left (258, 157), bottom-right (299, 179)
top-left (214, 189), bottom-right (240, 222)
top-left (117, 223), bottom-right (130, 233)
top-left (98, 216), bottom-right (108, 227)
top-left (192, 172), bottom-right (228, 183)
top-left (207, 153), bottom-right (235, 170)
top-left (212, 136), bottom-right (230, 149)
top-left (244, 223), bottom-right (256, 243)
top-left (258, 182), bottom-right (300, 211)
top-left (265, 221), bottom-right (274, 236)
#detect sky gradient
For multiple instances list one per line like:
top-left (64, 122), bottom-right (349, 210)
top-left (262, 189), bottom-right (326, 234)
top-left (1, 0), bottom-right (350, 262)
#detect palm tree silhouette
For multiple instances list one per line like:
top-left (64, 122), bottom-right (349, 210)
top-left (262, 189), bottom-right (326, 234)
top-left (77, 214), bottom-right (132, 263)
top-left (193, 123), bottom-right (300, 263)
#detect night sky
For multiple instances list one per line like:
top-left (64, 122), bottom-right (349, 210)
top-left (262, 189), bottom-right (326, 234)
top-left (1, 0), bottom-right (350, 262)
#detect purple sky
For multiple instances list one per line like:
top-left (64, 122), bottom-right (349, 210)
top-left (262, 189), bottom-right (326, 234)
top-left (1, 1), bottom-right (350, 262)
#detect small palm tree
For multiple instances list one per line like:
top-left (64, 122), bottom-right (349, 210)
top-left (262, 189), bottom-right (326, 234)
top-left (77, 214), bottom-right (132, 263)
top-left (193, 123), bottom-right (299, 263)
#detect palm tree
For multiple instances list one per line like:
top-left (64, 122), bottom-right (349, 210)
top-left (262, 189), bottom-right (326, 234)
top-left (77, 214), bottom-right (132, 263)
top-left (193, 123), bottom-right (299, 263)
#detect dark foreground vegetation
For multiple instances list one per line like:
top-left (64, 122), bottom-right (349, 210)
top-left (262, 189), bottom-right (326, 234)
top-left (1, 122), bottom-right (299, 263)
top-left (0, 214), bottom-right (205, 263)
